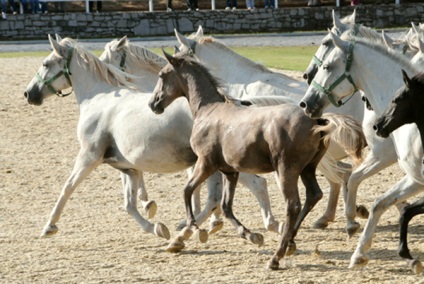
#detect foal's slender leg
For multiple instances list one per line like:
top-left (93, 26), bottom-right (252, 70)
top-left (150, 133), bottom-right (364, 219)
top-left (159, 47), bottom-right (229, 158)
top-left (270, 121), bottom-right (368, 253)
top-left (398, 198), bottom-right (424, 274)
top-left (239, 173), bottom-right (283, 234)
top-left (166, 160), bottom-right (214, 253)
top-left (268, 168), bottom-right (301, 270)
top-left (221, 172), bottom-right (264, 246)
top-left (41, 151), bottom-right (101, 237)
top-left (121, 169), bottom-right (170, 240)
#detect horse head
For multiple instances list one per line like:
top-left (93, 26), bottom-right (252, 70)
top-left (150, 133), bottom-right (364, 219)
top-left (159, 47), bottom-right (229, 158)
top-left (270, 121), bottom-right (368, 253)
top-left (303, 10), bottom-right (356, 85)
top-left (374, 70), bottom-right (416, 138)
top-left (149, 51), bottom-right (186, 114)
top-left (300, 32), bottom-right (359, 118)
top-left (24, 34), bottom-right (74, 105)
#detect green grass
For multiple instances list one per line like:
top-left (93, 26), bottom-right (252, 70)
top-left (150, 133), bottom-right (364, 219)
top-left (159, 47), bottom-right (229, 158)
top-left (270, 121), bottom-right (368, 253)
top-left (0, 45), bottom-right (317, 72)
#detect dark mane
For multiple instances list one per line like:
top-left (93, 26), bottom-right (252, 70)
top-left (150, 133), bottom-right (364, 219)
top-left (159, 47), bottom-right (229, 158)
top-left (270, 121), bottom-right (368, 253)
top-left (179, 54), bottom-right (240, 104)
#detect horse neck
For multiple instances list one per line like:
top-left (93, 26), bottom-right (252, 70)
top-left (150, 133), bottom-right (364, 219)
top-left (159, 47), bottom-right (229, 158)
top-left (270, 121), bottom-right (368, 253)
top-left (180, 66), bottom-right (225, 117)
top-left (69, 53), bottom-right (121, 106)
top-left (350, 43), bottom-right (419, 114)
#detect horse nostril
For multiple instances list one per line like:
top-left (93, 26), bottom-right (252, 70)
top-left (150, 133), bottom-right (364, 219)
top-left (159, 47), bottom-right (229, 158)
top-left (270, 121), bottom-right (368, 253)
top-left (373, 125), bottom-right (378, 131)
top-left (24, 92), bottom-right (28, 98)
top-left (303, 73), bottom-right (308, 80)
top-left (299, 101), bottom-right (306, 109)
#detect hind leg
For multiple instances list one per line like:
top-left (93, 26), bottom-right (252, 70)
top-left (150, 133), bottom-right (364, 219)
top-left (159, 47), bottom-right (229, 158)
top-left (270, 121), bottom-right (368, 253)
top-left (122, 169), bottom-right (169, 240)
top-left (267, 169), bottom-right (301, 270)
top-left (221, 172), bottom-right (264, 246)
top-left (398, 198), bottom-right (424, 274)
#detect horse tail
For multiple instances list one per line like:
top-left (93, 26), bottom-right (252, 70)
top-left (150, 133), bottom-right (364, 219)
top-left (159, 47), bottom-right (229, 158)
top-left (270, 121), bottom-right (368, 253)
top-left (314, 113), bottom-right (367, 166)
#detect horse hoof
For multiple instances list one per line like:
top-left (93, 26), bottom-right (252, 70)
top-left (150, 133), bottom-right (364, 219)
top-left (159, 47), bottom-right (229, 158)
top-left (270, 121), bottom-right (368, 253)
top-left (346, 222), bottom-right (360, 238)
top-left (286, 241), bottom-right (297, 256)
top-left (154, 222), bottom-right (170, 240)
top-left (349, 254), bottom-right (369, 268)
top-left (407, 259), bottom-right (423, 275)
top-left (313, 217), bottom-right (329, 229)
top-left (249, 232), bottom-right (264, 246)
top-left (40, 225), bottom-right (58, 237)
top-left (144, 200), bottom-right (157, 219)
top-left (166, 241), bottom-right (185, 253)
top-left (266, 259), bottom-right (280, 270)
top-left (356, 205), bottom-right (369, 219)
top-left (196, 229), bottom-right (209, 243)
top-left (180, 227), bottom-right (193, 240)
top-left (208, 220), bottom-right (224, 235)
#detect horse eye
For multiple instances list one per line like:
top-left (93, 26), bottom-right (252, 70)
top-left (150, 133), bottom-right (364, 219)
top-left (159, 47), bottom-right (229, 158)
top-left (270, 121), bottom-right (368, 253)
top-left (43, 62), bottom-right (48, 68)
top-left (323, 64), bottom-right (330, 71)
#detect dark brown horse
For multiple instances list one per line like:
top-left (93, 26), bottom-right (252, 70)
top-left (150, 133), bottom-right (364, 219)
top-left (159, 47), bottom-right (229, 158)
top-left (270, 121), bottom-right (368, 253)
top-left (374, 69), bottom-right (424, 274)
top-left (149, 51), bottom-right (365, 270)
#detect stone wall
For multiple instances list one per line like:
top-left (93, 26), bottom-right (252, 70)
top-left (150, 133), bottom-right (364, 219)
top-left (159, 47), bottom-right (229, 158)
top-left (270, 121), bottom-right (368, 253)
top-left (0, 3), bottom-right (423, 40)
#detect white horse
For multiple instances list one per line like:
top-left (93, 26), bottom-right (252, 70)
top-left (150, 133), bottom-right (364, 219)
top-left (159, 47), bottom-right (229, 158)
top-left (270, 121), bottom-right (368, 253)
top-left (174, 25), bottom-right (368, 230)
top-left (299, 33), bottom-right (424, 272)
top-left (303, 11), bottom-right (424, 238)
top-left (23, 35), bottom-right (243, 241)
top-left (99, 36), bottom-right (285, 235)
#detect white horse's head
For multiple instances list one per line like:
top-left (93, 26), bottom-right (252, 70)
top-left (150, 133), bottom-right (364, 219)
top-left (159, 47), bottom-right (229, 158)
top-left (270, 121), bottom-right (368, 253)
top-left (303, 10), bottom-right (356, 84)
top-left (174, 26), bottom-right (203, 56)
top-left (99, 36), bottom-right (128, 68)
top-left (410, 35), bottom-right (424, 66)
top-left (300, 32), bottom-right (359, 118)
top-left (24, 34), bottom-right (75, 105)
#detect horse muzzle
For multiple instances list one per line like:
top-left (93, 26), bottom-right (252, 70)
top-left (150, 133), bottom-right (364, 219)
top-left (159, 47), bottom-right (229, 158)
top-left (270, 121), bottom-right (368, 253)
top-left (24, 90), bottom-right (43, 106)
top-left (373, 117), bottom-right (390, 138)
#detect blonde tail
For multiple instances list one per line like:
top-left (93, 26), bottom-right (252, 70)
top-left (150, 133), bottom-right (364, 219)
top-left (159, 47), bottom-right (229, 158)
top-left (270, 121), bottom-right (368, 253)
top-left (314, 113), bottom-right (366, 166)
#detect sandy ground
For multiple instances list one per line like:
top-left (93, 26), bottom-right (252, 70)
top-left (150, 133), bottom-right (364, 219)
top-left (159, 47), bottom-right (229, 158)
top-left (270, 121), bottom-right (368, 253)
top-left (1, 57), bottom-right (424, 283)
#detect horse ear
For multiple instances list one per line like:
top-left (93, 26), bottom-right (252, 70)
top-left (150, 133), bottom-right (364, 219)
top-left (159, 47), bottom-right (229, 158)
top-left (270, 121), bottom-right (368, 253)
top-left (332, 10), bottom-right (342, 31)
top-left (381, 30), bottom-right (393, 50)
top-left (48, 34), bottom-right (67, 58)
top-left (116, 36), bottom-right (128, 50)
top-left (195, 26), bottom-right (204, 38)
top-left (163, 49), bottom-right (182, 66)
top-left (411, 22), bottom-right (419, 35)
top-left (174, 45), bottom-right (180, 55)
top-left (329, 31), bottom-right (347, 50)
top-left (351, 9), bottom-right (356, 24)
top-left (175, 29), bottom-right (189, 47)
top-left (55, 34), bottom-right (63, 43)
top-left (402, 69), bottom-right (412, 88)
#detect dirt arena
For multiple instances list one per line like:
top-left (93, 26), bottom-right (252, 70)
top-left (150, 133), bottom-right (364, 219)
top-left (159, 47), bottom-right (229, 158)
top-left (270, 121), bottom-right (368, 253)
top-left (1, 57), bottom-right (424, 283)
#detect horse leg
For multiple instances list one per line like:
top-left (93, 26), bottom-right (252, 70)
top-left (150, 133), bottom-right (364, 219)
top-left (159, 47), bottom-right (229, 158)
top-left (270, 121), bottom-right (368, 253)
top-left (239, 172), bottom-right (283, 234)
top-left (186, 167), bottom-right (202, 215)
top-left (345, 148), bottom-right (397, 238)
top-left (398, 198), bottom-right (424, 274)
top-left (41, 151), bottom-right (101, 237)
top-left (176, 171), bottom-right (223, 234)
top-left (267, 170), bottom-right (300, 270)
top-left (137, 173), bottom-right (157, 219)
top-left (314, 161), bottom-right (352, 229)
top-left (121, 169), bottom-right (170, 240)
top-left (221, 172), bottom-right (264, 246)
top-left (166, 160), bottom-right (213, 253)
top-left (349, 176), bottom-right (423, 269)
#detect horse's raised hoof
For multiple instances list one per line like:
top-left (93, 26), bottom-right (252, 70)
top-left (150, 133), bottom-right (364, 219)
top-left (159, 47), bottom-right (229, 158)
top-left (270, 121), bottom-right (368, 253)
top-left (266, 259), bottom-right (280, 270)
top-left (249, 232), bottom-right (264, 246)
top-left (40, 224), bottom-right (58, 237)
top-left (285, 240), bottom-right (297, 256)
top-left (196, 229), bottom-right (208, 243)
top-left (144, 200), bottom-right (157, 219)
top-left (407, 259), bottom-right (423, 275)
top-left (356, 205), bottom-right (369, 219)
top-left (349, 254), bottom-right (369, 268)
top-left (346, 222), bottom-right (360, 238)
top-left (154, 222), bottom-right (170, 240)
top-left (208, 220), bottom-right (224, 235)
top-left (313, 217), bottom-right (329, 229)
top-left (166, 240), bottom-right (185, 253)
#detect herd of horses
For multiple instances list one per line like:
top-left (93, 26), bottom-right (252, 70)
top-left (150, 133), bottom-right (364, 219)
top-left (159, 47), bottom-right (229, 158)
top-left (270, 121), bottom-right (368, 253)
top-left (23, 9), bottom-right (424, 274)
